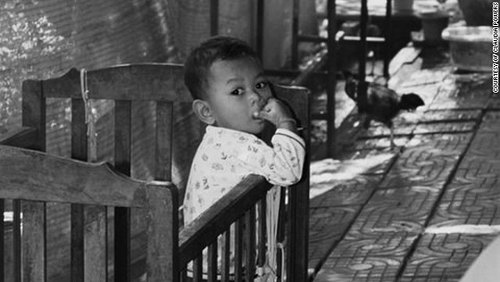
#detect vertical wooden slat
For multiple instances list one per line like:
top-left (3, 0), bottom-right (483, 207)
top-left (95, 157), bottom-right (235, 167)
top-left (277, 189), bottom-right (287, 280)
top-left (21, 80), bottom-right (46, 282)
top-left (71, 99), bottom-right (86, 282)
top-left (22, 80), bottom-right (46, 151)
top-left (245, 208), bottom-right (256, 282)
top-left (286, 153), bottom-right (310, 280)
top-left (193, 255), bottom-right (203, 282)
top-left (145, 185), bottom-right (178, 282)
top-left (114, 100), bottom-right (132, 282)
top-left (21, 201), bottom-right (46, 282)
top-left (0, 199), bottom-right (3, 282)
top-left (234, 218), bottom-right (244, 282)
top-left (155, 102), bottom-right (173, 181)
top-left (207, 242), bottom-right (218, 282)
top-left (257, 200), bottom-right (266, 267)
top-left (71, 204), bottom-right (84, 282)
top-left (12, 201), bottom-right (21, 282)
top-left (83, 207), bottom-right (107, 282)
top-left (220, 231), bottom-right (231, 282)
top-left (72, 98), bottom-right (108, 282)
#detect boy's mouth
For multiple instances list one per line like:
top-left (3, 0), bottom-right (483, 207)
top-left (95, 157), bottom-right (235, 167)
top-left (252, 111), bottom-right (262, 120)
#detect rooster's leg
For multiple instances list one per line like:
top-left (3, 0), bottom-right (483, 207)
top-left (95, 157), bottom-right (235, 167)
top-left (389, 125), bottom-right (396, 149)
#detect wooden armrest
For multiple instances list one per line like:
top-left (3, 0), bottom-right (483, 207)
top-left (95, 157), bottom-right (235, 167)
top-left (0, 144), bottom-right (175, 207)
top-left (0, 127), bottom-right (37, 148)
top-left (179, 174), bottom-right (271, 266)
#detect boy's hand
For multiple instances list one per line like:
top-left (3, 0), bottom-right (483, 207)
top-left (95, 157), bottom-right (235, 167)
top-left (253, 98), bottom-right (297, 132)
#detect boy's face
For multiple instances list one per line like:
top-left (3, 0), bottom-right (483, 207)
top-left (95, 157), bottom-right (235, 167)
top-left (203, 57), bottom-right (272, 134)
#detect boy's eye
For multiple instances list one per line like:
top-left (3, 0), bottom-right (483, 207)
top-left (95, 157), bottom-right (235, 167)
top-left (230, 88), bottom-right (244, 96)
top-left (256, 81), bottom-right (269, 89)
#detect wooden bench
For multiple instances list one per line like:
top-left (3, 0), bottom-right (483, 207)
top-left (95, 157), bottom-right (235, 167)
top-left (0, 63), bottom-right (310, 282)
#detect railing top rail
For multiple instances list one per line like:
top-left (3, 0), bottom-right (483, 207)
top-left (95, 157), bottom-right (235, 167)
top-left (30, 63), bottom-right (192, 102)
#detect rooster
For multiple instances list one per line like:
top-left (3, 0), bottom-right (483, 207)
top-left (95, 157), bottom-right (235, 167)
top-left (343, 70), bottom-right (425, 149)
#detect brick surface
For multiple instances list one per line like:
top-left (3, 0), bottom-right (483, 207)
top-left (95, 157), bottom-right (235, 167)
top-left (309, 206), bottom-right (360, 270)
top-left (318, 255), bottom-right (403, 282)
top-left (350, 186), bottom-right (441, 234)
top-left (418, 109), bottom-right (482, 123)
top-left (429, 118), bottom-right (500, 227)
top-left (413, 121), bottom-right (476, 135)
top-left (488, 95), bottom-right (500, 109)
top-left (478, 111), bottom-right (500, 133)
top-left (401, 234), bottom-right (497, 280)
top-left (329, 230), bottom-right (419, 258)
top-left (429, 198), bottom-right (500, 227)
top-left (380, 133), bottom-right (471, 189)
top-left (399, 277), bottom-right (461, 282)
top-left (310, 175), bottom-right (380, 208)
top-left (429, 75), bottom-right (491, 110)
top-left (429, 157), bottom-right (500, 226)
top-left (465, 133), bottom-right (500, 159)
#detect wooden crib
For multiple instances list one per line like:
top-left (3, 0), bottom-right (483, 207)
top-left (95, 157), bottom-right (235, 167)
top-left (0, 63), bottom-right (310, 282)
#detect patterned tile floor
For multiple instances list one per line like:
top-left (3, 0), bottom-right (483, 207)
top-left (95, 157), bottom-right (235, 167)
top-left (308, 47), bottom-right (498, 281)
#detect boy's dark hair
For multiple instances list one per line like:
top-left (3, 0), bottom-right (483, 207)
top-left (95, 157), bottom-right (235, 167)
top-left (184, 36), bottom-right (260, 100)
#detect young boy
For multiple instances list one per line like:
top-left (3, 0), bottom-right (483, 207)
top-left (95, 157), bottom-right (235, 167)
top-left (183, 36), bottom-right (306, 224)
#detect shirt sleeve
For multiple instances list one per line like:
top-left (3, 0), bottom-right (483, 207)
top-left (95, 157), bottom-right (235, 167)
top-left (235, 128), bottom-right (306, 186)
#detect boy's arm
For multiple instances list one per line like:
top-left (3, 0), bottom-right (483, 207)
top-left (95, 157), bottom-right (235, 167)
top-left (276, 117), bottom-right (298, 134)
top-left (236, 130), bottom-right (305, 186)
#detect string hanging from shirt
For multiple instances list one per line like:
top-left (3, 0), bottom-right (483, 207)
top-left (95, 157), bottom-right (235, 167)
top-left (80, 68), bottom-right (98, 162)
top-left (257, 186), bottom-right (285, 282)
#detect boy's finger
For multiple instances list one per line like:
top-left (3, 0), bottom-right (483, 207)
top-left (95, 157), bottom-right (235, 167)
top-left (254, 109), bottom-right (272, 121)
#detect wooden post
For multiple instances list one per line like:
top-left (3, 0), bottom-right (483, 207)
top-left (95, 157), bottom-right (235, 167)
top-left (71, 96), bottom-right (108, 282)
top-left (21, 80), bottom-right (47, 282)
top-left (357, 0), bottom-right (369, 113)
top-left (70, 98), bottom-right (86, 282)
top-left (114, 101), bottom-right (132, 282)
top-left (383, 0), bottom-right (392, 79)
top-left (145, 184), bottom-right (179, 282)
top-left (284, 87), bottom-right (310, 281)
top-left (326, 0), bottom-right (338, 157)
top-left (155, 102), bottom-right (173, 182)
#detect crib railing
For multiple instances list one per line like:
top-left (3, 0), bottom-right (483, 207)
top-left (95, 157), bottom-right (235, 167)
top-left (179, 176), bottom-right (272, 281)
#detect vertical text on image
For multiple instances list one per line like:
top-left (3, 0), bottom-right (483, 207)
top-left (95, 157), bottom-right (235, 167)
top-left (493, 1), bottom-right (499, 93)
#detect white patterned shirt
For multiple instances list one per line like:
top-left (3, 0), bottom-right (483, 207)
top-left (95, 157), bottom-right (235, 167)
top-left (183, 125), bottom-right (306, 224)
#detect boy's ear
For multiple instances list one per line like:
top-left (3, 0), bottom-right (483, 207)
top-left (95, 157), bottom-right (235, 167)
top-left (192, 99), bottom-right (216, 125)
